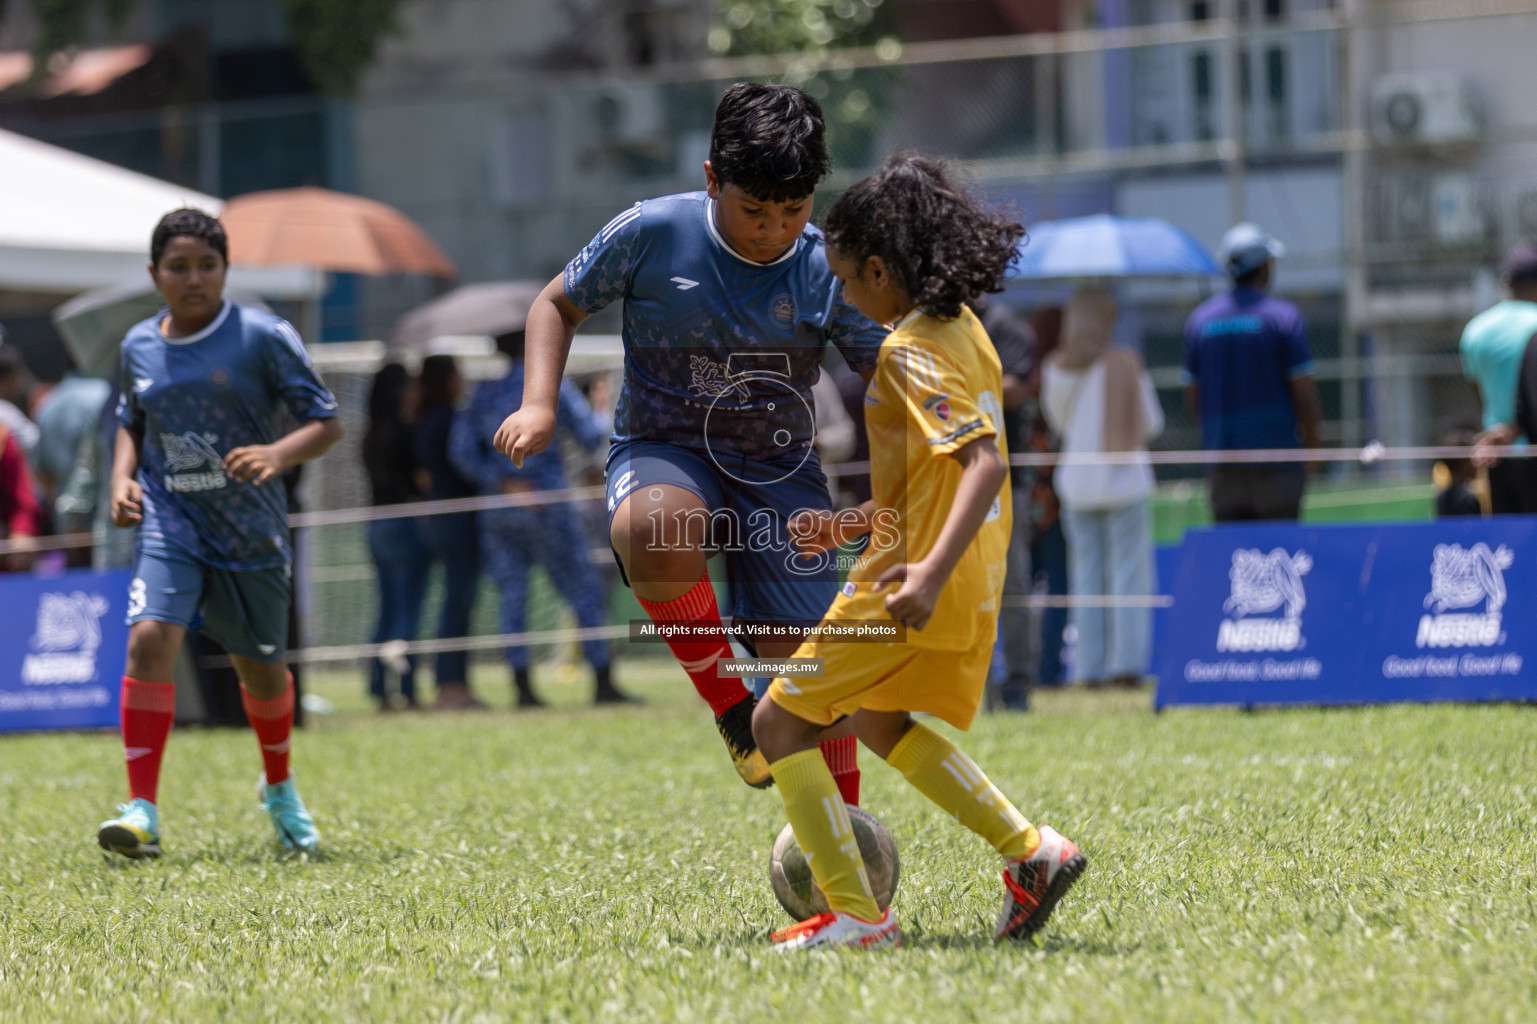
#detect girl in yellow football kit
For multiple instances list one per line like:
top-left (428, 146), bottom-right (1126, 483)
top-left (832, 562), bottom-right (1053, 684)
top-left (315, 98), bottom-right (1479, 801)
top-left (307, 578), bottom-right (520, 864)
top-left (752, 154), bottom-right (1088, 951)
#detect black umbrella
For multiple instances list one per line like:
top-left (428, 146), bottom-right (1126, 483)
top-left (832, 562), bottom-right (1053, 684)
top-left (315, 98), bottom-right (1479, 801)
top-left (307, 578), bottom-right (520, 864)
top-left (387, 280), bottom-right (546, 354)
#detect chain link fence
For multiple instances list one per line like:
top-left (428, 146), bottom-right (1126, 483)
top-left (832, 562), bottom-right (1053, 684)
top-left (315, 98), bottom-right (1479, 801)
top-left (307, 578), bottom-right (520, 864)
top-left (11, 3), bottom-right (1537, 674)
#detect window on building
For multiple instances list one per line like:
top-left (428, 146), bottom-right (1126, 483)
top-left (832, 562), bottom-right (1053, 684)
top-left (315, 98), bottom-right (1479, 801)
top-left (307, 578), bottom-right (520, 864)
top-left (1265, 45), bottom-right (1288, 138)
top-left (1191, 50), bottom-right (1215, 140)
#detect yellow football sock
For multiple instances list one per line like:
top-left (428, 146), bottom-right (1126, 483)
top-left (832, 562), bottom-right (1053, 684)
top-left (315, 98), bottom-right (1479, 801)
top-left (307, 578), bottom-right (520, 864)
top-left (887, 722), bottom-right (1040, 861)
top-left (770, 748), bottom-right (882, 922)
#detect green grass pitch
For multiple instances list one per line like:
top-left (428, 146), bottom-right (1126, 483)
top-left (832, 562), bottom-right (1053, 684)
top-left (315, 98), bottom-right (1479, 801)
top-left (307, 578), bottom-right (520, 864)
top-left (2, 661), bottom-right (1535, 1022)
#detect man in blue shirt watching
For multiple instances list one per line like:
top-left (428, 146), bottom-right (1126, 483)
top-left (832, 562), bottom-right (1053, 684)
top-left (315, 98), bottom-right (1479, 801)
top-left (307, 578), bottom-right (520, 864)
top-left (1183, 222), bottom-right (1321, 521)
top-left (1464, 244), bottom-right (1537, 513)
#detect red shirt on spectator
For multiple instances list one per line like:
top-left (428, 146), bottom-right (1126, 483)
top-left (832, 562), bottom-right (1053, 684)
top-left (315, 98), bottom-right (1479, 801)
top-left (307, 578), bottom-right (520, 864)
top-left (0, 424), bottom-right (40, 541)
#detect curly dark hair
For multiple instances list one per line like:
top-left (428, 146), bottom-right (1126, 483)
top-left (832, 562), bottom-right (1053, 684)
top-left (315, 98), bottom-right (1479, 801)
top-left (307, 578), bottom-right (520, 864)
top-left (822, 154), bottom-right (1024, 320)
top-left (151, 208), bottom-right (228, 267)
top-left (709, 83), bottom-right (829, 203)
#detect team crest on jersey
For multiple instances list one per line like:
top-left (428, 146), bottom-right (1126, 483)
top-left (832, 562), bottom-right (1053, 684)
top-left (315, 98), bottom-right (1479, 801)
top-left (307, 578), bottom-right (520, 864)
top-left (770, 294), bottom-right (795, 329)
top-left (1416, 543), bottom-right (1512, 648)
top-left (23, 591), bottom-right (109, 684)
top-left (161, 431), bottom-right (228, 492)
top-left (932, 401), bottom-right (951, 421)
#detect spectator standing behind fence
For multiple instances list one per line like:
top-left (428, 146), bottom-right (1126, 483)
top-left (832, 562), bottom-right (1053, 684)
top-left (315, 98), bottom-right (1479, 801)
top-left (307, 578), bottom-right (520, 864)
top-left (363, 362), bottom-right (431, 711)
top-left (1183, 223), bottom-right (1320, 522)
top-left (31, 355), bottom-right (111, 566)
top-left (973, 296), bottom-right (1036, 711)
top-left (0, 344), bottom-right (40, 463)
top-left (1465, 245), bottom-right (1537, 512)
top-left (0, 420), bottom-right (40, 572)
top-left (1435, 428), bottom-right (1483, 518)
top-left (1043, 286), bottom-right (1163, 689)
top-left (414, 354), bottom-right (486, 710)
top-left (449, 331), bottom-right (637, 708)
top-left (1026, 306), bottom-right (1069, 687)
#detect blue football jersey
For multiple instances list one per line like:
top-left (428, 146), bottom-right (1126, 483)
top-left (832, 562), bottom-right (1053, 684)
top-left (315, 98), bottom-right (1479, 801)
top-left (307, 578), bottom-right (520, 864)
top-left (564, 192), bottom-right (886, 459)
top-left (116, 301), bottom-right (338, 570)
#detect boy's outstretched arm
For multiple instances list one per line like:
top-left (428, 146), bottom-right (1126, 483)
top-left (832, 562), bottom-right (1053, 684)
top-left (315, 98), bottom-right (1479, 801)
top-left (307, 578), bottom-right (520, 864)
top-left (875, 436), bottom-right (1007, 631)
top-left (495, 275), bottom-right (589, 467)
top-left (225, 417), bottom-right (343, 485)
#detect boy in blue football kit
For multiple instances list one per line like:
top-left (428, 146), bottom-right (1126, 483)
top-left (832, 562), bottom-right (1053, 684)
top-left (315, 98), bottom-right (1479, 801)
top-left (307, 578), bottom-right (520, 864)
top-left (496, 84), bottom-right (885, 796)
top-left (97, 209), bottom-right (342, 859)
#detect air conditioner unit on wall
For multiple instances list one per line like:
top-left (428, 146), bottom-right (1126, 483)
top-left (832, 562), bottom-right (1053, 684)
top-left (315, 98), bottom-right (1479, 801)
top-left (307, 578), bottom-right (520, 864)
top-left (1369, 73), bottom-right (1483, 147)
top-left (1377, 174), bottom-right (1488, 247)
top-left (1430, 174), bottom-right (1485, 247)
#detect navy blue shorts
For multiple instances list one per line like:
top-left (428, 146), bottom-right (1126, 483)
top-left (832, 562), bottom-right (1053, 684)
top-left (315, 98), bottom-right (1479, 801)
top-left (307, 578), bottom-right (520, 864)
top-left (605, 440), bottom-right (837, 627)
top-left (127, 551), bottom-right (291, 663)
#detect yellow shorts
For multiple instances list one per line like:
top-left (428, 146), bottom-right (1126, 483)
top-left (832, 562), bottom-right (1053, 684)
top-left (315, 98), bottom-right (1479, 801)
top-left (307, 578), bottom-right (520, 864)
top-left (766, 621), bottom-right (995, 732)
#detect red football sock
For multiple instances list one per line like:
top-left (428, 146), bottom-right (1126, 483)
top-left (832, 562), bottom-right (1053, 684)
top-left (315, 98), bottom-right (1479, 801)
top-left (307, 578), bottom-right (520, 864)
top-left (820, 733), bottom-right (861, 806)
top-left (241, 674), bottom-right (295, 785)
top-left (121, 677), bottom-right (175, 805)
top-left (636, 571), bottom-right (750, 715)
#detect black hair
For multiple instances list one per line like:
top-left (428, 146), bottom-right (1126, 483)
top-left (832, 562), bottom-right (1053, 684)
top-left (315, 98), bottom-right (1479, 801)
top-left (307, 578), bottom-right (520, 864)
top-left (367, 362), bottom-right (411, 424)
top-left (419, 354), bottom-right (460, 412)
top-left (0, 345), bottom-right (22, 378)
top-left (494, 330), bottom-right (526, 360)
top-left (709, 83), bottom-right (829, 203)
top-left (1439, 427), bottom-right (1478, 482)
top-left (823, 153), bottom-right (1024, 321)
top-left (151, 208), bottom-right (228, 267)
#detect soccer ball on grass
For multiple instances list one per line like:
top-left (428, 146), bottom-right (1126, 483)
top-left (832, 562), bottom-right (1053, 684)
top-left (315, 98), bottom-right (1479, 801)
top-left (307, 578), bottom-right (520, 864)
top-left (768, 805), bottom-right (901, 921)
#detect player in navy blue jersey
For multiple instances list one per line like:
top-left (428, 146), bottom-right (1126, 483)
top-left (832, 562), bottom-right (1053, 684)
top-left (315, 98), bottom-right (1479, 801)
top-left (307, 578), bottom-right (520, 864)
top-left (494, 84), bottom-right (884, 796)
top-left (97, 208), bottom-right (342, 859)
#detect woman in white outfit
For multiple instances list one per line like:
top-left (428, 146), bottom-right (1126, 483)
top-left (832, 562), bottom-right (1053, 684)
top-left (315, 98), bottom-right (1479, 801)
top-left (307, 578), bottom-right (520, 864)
top-left (1041, 286), bottom-right (1164, 688)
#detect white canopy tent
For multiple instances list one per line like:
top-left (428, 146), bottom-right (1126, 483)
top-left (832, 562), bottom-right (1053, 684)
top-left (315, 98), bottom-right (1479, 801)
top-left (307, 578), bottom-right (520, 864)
top-left (0, 128), bottom-right (322, 299)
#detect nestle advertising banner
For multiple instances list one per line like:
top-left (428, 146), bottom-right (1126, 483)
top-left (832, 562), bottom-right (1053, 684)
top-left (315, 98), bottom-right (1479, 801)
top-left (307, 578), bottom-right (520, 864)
top-left (1156, 518), bottom-right (1537, 708)
top-left (0, 569), bottom-right (130, 732)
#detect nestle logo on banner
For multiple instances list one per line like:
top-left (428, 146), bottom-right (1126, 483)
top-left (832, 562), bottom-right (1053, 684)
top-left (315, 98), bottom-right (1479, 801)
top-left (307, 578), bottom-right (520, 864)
top-left (23, 592), bottom-right (109, 685)
top-left (1217, 548), bottom-right (1312, 652)
top-left (1416, 543), bottom-right (1512, 648)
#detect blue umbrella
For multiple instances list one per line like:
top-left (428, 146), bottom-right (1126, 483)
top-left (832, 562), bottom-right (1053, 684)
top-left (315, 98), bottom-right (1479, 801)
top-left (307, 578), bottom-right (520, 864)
top-left (1009, 214), bottom-right (1221, 279)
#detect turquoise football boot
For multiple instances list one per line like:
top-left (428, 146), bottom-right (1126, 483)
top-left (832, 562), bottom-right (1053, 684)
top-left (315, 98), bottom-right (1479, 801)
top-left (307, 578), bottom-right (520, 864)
top-left (257, 773), bottom-right (321, 852)
top-left (97, 799), bottom-right (161, 860)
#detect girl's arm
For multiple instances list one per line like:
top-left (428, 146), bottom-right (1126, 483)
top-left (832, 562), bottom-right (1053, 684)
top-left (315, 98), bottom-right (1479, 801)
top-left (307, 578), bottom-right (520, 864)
top-left (495, 275), bottom-right (588, 466)
top-left (224, 417), bottom-right (343, 486)
top-left (875, 436), bottom-right (1008, 631)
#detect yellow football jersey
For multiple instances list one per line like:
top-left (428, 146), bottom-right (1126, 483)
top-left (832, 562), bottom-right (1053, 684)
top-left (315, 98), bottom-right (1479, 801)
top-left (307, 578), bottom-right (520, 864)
top-left (842, 305), bottom-right (1012, 650)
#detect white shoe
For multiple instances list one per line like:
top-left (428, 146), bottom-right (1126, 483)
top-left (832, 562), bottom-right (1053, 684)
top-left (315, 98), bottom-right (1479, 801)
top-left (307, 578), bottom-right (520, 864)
top-left (771, 908), bottom-right (902, 951)
top-left (995, 825), bottom-right (1086, 941)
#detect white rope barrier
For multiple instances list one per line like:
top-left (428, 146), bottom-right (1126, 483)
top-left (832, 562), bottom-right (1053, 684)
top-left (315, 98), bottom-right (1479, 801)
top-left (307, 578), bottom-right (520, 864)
top-left (0, 442), bottom-right (1521, 556)
top-left (0, 441), bottom-right (1503, 665)
top-left (202, 624), bottom-right (635, 668)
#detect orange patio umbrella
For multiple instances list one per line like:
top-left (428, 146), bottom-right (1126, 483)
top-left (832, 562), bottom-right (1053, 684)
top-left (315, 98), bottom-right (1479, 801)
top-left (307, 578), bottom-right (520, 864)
top-left (221, 186), bottom-right (457, 278)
